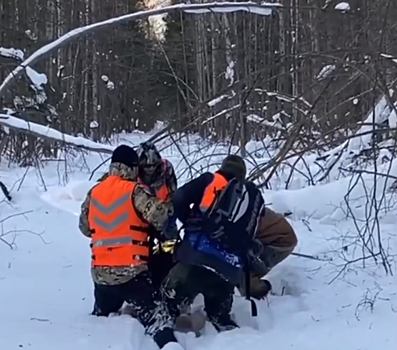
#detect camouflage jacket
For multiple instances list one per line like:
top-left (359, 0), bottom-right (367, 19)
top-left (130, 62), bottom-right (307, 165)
top-left (150, 158), bottom-right (177, 197)
top-left (79, 162), bottom-right (174, 285)
top-left (96, 158), bottom-right (177, 198)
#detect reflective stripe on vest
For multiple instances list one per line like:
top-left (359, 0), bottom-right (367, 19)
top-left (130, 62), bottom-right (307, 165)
top-left (88, 176), bottom-right (150, 267)
top-left (199, 173), bottom-right (228, 212)
top-left (90, 193), bottom-right (131, 231)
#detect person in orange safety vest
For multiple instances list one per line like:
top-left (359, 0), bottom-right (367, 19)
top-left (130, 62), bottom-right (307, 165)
top-left (161, 155), bottom-right (265, 334)
top-left (78, 145), bottom-right (181, 349)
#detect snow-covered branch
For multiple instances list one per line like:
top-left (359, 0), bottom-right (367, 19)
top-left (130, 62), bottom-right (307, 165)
top-left (0, 114), bottom-right (114, 154)
top-left (0, 2), bottom-right (279, 96)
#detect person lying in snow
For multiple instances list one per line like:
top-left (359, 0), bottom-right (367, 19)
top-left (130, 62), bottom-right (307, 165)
top-left (161, 155), bottom-right (266, 333)
top-left (238, 207), bottom-right (298, 299)
top-left (78, 145), bottom-right (181, 349)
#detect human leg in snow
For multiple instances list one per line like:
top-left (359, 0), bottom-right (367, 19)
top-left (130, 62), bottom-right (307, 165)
top-left (92, 283), bottom-right (124, 316)
top-left (162, 262), bottom-right (203, 332)
top-left (120, 271), bottom-right (178, 349)
top-left (148, 249), bottom-right (175, 289)
top-left (199, 269), bottom-right (237, 332)
top-left (163, 262), bottom-right (237, 333)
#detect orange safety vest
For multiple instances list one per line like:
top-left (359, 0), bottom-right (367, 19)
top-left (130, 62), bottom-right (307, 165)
top-left (139, 159), bottom-right (170, 201)
top-left (88, 175), bottom-right (150, 267)
top-left (200, 172), bottom-right (228, 210)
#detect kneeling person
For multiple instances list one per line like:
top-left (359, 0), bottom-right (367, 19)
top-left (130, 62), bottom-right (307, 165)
top-left (78, 145), bottom-right (179, 349)
top-left (162, 155), bottom-right (265, 332)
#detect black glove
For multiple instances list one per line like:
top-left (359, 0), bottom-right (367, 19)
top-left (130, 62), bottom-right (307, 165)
top-left (163, 217), bottom-right (179, 241)
top-left (250, 239), bottom-right (264, 257)
top-left (247, 254), bottom-right (269, 275)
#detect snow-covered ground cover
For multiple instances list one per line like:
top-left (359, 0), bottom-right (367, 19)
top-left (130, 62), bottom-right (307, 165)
top-left (1, 130), bottom-right (396, 350)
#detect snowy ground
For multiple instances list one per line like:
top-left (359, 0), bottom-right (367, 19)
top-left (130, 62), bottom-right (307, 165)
top-left (1, 131), bottom-right (397, 350)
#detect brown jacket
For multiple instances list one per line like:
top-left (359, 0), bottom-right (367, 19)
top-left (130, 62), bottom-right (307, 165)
top-left (255, 207), bottom-right (298, 275)
top-left (238, 207), bottom-right (298, 299)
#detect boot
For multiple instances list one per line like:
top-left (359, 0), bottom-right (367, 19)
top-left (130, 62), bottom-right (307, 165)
top-left (209, 314), bottom-right (238, 332)
top-left (91, 302), bottom-right (109, 317)
top-left (153, 327), bottom-right (178, 349)
top-left (174, 310), bottom-right (207, 336)
top-left (250, 278), bottom-right (272, 300)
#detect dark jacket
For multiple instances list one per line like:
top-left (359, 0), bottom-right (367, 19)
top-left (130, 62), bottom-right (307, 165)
top-left (173, 171), bottom-right (261, 285)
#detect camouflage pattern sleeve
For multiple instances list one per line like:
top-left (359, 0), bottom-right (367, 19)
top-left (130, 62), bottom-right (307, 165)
top-left (164, 159), bottom-right (177, 195)
top-left (133, 183), bottom-right (174, 232)
top-left (78, 189), bottom-right (93, 238)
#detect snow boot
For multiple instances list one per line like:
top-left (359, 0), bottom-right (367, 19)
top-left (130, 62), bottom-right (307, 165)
top-left (91, 303), bottom-right (109, 317)
top-left (153, 327), bottom-right (179, 349)
top-left (209, 315), bottom-right (239, 332)
top-left (250, 278), bottom-right (272, 300)
top-left (174, 310), bottom-right (207, 336)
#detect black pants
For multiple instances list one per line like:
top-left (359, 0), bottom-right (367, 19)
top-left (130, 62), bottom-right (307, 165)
top-left (93, 271), bottom-right (174, 338)
top-left (148, 251), bottom-right (175, 289)
top-left (161, 262), bottom-right (237, 331)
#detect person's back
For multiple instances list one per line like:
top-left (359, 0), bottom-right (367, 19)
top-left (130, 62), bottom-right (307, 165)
top-left (78, 145), bottom-right (181, 349)
top-left (162, 155), bottom-right (264, 332)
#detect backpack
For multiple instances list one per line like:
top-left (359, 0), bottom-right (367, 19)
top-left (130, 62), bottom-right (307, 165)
top-left (202, 178), bottom-right (264, 256)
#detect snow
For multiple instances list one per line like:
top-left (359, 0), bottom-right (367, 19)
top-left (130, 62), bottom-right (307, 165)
top-left (0, 113), bottom-right (114, 153)
top-left (107, 81), bottom-right (115, 90)
top-left (0, 47), bottom-right (24, 60)
top-left (335, 2), bottom-right (350, 11)
top-left (0, 47), bottom-right (48, 90)
top-left (90, 120), bottom-right (99, 129)
top-left (1, 128), bottom-right (396, 350)
top-left (317, 64), bottom-right (336, 81)
top-left (380, 53), bottom-right (397, 65)
top-left (25, 66), bottom-right (48, 86)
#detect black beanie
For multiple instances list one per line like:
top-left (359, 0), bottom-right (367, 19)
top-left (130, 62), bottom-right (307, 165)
top-left (111, 145), bottom-right (139, 169)
top-left (219, 155), bottom-right (247, 181)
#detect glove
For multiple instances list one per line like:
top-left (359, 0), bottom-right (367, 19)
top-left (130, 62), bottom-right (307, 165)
top-left (163, 214), bottom-right (179, 240)
top-left (153, 239), bottom-right (177, 255)
top-left (251, 239), bottom-right (264, 257)
top-left (163, 223), bottom-right (179, 241)
top-left (247, 254), bottom-right (270, 275)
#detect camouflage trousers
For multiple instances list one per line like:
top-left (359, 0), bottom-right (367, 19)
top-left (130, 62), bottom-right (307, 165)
top-left (148, 250), bottom-right (175, 289)
top-left (161, 262), bottom-right (237, 332)
top-left (93, 271), bottom-right (174, 337)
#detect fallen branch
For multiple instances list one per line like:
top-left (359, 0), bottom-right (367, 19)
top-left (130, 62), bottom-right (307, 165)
top-left (291, 252), bottom-right (332, 262)
top-left (0, 114), bottom-right (114, 154)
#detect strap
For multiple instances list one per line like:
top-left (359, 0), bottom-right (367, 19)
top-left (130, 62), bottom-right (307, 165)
top-left (243, 258), bottom-right (258, 317)
top-left (130, 225), bottom-right (151, 233)
top-left (133, 254), bottom-right (149, 262)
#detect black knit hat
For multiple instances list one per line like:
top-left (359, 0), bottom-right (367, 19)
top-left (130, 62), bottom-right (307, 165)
top-left (111, 145), bottom-right (139, 169)
top-left (219, 155), bottom-right (247, 181)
